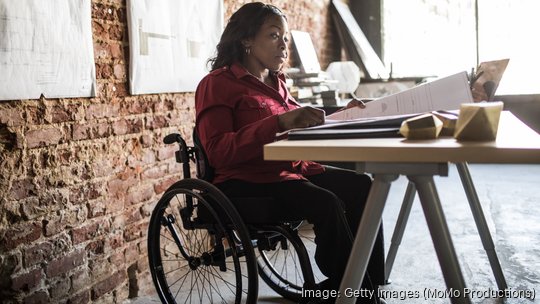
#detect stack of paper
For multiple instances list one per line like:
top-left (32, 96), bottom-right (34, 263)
top-left (327, 71), bottom-right (473, 121)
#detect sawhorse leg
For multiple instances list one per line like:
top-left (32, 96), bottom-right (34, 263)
top-left (384, 182), bottom-right (416, 283)
top-left (338, 162), bottom-right (451, 304)
top-left (384, 163), bottom-right (507, 290)
top-left (456, 162), bottom-right (507, 290)
top-left (409, 174), bottom-right (470, 304)
top-left (337, 173), bottom-right (397, 304)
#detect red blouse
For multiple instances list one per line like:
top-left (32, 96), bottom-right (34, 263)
top-left (195, 63), bottom-right (324, 184)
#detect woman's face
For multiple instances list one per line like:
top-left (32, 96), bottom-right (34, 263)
top-left (245, 15), bottom-right (289, 72)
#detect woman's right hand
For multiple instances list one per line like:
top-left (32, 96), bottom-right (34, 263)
top-left (277, 106), bottom-right (325, 131)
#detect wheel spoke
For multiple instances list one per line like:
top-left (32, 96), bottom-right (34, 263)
top-left (148, 180), bottom-right (257, 304)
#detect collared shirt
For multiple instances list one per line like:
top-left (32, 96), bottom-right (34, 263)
top-left (195, 62), bottom-right (324, 184)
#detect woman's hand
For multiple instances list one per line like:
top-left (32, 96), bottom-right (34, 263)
top-left (278, 106), bottom-right (325, 131)
top-left (339, 98), bottom-right (371, 112)
top-left (346, 98), bottom-right (369, 109)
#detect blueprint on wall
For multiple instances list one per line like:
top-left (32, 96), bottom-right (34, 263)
top-left (0, 0), bottom-right (96, 100)
top-left (127, 0), bottom-right (223, 94)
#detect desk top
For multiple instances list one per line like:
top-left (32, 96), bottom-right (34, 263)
top-left (265, 111), bottom-right (540, 164)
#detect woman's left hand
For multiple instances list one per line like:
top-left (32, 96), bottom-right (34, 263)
top-left (336, 98), bottom-right (372, 112)
top-left (344, 98), bottom-right (370, 110)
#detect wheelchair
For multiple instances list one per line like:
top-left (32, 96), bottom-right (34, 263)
top-left (147, 131), bottom-right (325, 303)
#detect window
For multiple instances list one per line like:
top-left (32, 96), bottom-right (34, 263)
top-left (477, 0), bottom-right (540, 94)
top-left (382, 0), bottom-right (540, 94)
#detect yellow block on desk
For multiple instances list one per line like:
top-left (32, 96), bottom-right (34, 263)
top-left (399, 113), bottom-right (443, 140)
top-left (454, 102), bottom-right (504, 141)
top-left (432, 111), bottom-right (459, 136)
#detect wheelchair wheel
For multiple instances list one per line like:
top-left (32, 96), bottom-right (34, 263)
top-left (148, 178), bottom-right (258, 304)
top-left (256, 221), bottom-right (326, 301)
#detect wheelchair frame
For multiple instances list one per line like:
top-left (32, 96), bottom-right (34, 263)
top-left (147, 132), bottom-right (322, 303)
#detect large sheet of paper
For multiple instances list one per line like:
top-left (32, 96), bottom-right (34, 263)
top-left (0, 0), bottom-right (96, 100)
top-left (127, 0), bottom-right (223, 94)
top-left (328, 71), bottom-right (473, 120)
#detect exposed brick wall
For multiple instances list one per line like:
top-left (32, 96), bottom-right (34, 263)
top-left (0, 0), bottom-right (339, 302)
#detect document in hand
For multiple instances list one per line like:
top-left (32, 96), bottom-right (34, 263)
top-left (327, 71), bottom-right (473, 121)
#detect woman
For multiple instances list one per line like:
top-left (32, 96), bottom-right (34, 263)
top-left (195, 3), bottom-right (384, 303)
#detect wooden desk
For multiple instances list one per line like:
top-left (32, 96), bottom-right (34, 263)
top-left (264, 112), bottom-right (540, 304)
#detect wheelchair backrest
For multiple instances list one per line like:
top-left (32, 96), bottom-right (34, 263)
top-left (192, 129), bottom-right (215, 182)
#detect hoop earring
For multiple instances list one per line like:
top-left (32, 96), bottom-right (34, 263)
top-left (245, 47), bottom-right (251, 55)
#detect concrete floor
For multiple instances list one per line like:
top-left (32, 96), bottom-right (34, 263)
top-left (375, 164), bottom-right (540, 304)
top-left (128, 164), bottom-right (540, 304)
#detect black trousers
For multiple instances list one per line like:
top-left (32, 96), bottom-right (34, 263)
top-left (216, 166), bottom-right (385, 303)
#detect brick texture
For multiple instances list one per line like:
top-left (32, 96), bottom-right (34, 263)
top-left (0, 0), bottom-right (339, 302)
top-left (45, 250), bottom-right (86, 278)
